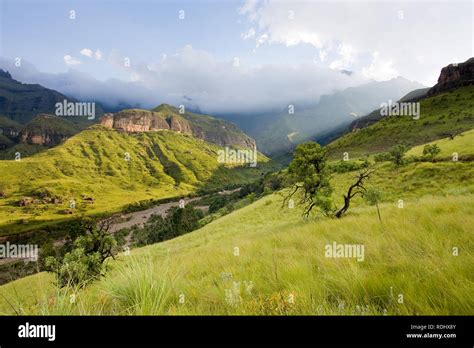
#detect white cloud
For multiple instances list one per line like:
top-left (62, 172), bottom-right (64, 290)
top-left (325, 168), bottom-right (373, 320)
top-left (329, 43), bottom-right (355, 70)
top-left (95, 49), bottom-right (103, 60)
top-left (238, 0), bottom-right (259, 21)
top-left (241, 28), bottom-right (256, 40)
top-left (319, 49), bottom-right (328, 62)
top-left (63, 55), bottom-right (81, 66)
top-left (239, 0), bottom-right (473, 84)
top-left (81, 48), bottom-right (103, 60)
top-left (362, 52), bottom-right (398, 81)
top-left (80, 48), bottom-right (94, 58)
top-left (2, 46), bottom-right (368, 113)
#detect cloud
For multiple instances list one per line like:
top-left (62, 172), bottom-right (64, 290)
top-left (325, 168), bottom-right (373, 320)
top-left (241, 28), bottom-right (255, 40)
top-left (95, 49), bottom-right (103, 60)
top-left (63, 55), bottom-right (81, 66)
top-left (239, 0), bottom-right (473, 85)
top-left (329, 43), bottom-right (355, 70)
top-left (80, 48), bottom-right (103, 60)
top-left (362, 52), bottom-right (398, 81)
top-left (1, 46), bottom-right (368, 113)
top-left (80, 48), bottom-right (94, 58)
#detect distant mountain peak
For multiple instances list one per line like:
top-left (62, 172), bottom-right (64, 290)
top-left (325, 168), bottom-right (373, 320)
top-left (0, 69), bottom-right (12, 79)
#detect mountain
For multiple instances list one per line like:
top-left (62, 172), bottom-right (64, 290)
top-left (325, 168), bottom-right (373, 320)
top-left (0, 123), bottom-right (274, 235)
top-left (222, 77), bottom-right (424, 155)
top-left (18, 114), bottom-right (80, 146)
top-left (0, 114), bottom-right (85, 159)
top-left (427, 57), bottom-right (474, 96)
top-left (100, 104), bottom-right (256, 149)
top-left (348, 58), bottom-right (474, 131)
top-left (0, 69), bottom-right (103, 125)
top-left (326, 58), bottom-right (474, 157)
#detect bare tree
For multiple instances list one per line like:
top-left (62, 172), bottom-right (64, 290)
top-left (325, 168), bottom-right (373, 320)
top-left (334, 168), bottom-right (376, 219)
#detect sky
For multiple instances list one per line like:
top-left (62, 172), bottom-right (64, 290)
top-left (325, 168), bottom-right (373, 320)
top-left (0, 0), bottom-right (472, 113)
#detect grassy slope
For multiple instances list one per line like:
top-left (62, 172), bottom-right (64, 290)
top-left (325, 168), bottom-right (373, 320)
top-left (1, 159), bottom-right (472, 315)
top-left (407, 129), bottom-right (474, 158)
top-left (0, 126), bottom-right (272, 235)
top-left (327, 86), bottom-right (474, 158)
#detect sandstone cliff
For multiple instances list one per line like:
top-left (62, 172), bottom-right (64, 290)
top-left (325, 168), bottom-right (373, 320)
top-left (100, 106), bottom-right (256, 149)
top-left (19, 114), bottom-right (79, 146)
top-left (427, 57), bottom-right (474, 96)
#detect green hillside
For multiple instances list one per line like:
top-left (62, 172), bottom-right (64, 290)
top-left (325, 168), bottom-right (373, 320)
top-left (0, 126), bottom-right (273, 235)
top-left (19, 114), bottom-right (80, 136)
top-left (327, 86), bottom-right (474, 158)
top-left (1, 157), bottom-right (472, 315)
top-left (406, 129), bottom-right (474, 159)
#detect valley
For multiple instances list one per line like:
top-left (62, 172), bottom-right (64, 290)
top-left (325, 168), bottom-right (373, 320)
top-left (0, 56), bottom-right (472, 317)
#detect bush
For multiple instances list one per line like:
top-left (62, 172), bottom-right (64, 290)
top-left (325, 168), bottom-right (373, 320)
top-left (423, 144), bottom-right (441, 159)
top-left (330, 159), bottom-right (369, 173)
top-left (374, 152), bottom-right (391, 162)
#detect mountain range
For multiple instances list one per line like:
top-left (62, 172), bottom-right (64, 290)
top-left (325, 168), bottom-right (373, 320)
top-left (216, 77), bottom-right (425, 154)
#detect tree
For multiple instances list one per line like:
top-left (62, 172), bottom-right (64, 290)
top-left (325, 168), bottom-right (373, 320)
top-left (364, 187), bottom-right (383, 223)
top-left (334, 168), bottom-right (375, 218)
top-left (285, 142), bottom-right (333, 218)
top-left (45, 220), bottom-right (117, 288)
top-left (389, 144), bottom-right (409, 166)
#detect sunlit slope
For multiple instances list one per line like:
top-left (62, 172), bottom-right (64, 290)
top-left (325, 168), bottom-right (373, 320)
top-left (1, 159), bottom-right (472, 315)
top-left (406, 128), bottom-right (474, 159)
top-left (327, 86), bottom-right (474, 158)
top-left (0, 126), bottom-right (271, 235)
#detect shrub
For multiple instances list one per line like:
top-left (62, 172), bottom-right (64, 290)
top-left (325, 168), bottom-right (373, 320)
top-left (423, 144), bottom-right (441, 159)
top-left (374, 152), bottom-right (391, 162)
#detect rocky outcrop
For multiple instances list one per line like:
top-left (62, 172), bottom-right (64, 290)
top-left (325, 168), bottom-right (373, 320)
top-left (427, 57), bottom-right (474, 96)
top-left (19, 114), bottom-right (79, 146)
top-left (100, 106), bottom-right (256, 149)
top-left (101, 110), bottom-right (171, 132)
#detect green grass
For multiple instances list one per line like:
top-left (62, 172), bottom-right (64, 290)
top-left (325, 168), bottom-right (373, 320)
top-left (407, 129), bottom-right (474, 159)
top-left (0, 126), bottom-right (273, 235)
top-left (327, 86), bottom-right (474, 158)
top-left (1, 160), bottom-right (472, 315)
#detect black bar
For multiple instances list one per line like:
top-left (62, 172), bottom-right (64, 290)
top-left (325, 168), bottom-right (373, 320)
top-left (0, 316), bottom-right (472, 346)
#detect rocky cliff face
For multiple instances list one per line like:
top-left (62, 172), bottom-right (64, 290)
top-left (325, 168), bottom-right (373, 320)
top-left (100, 107), bottom-right (256, 149)
top-left (427, 57), bottom-right (474, 96)
top-left (19, 114), bottom-right (79, 146)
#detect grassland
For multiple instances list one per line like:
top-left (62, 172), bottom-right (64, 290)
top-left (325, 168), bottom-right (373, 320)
top-left (1, 157), bottom-right (472, 315)
top-left (407, 129), bottom-right (474, 159)
top-left (327, 86), bottom-right (474, 158)
top-left (0, 126), bottom-right (273, 235)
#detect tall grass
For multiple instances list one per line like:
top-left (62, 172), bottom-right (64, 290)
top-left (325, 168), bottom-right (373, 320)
top-left (1, 192), bottom-right (472, 315)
